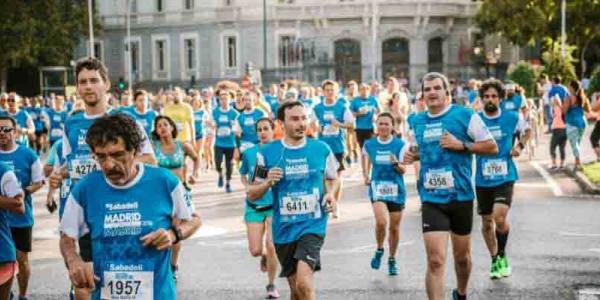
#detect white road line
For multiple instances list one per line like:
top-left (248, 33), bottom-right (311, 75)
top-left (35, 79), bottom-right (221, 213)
top-left (322, 241), bottom-right (414, 255)
top-left (559, 232), bottom-right (600, 238)
top-left (588, 248), bottom-right (600, 253)
top-left (529, 161), bottom-right (563, 196)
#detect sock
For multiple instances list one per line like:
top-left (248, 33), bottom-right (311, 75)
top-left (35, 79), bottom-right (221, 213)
top-left (491, 254), bottom-right (498, 263)
top-left (496, 229), bottom-right (509, 257)
top-left (455, 290), bottom-right (466, 300)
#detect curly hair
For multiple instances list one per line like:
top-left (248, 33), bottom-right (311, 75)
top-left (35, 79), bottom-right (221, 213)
top-left (86, 113), bottom-right (144, 153)
top-left (479, 79), bottom-right (506, 99)
top-left (152, 115), bottom-right (178, 140)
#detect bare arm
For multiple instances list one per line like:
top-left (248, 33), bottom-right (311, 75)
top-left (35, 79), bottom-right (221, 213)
top-left (0, 194), bottom-right (24, 214)
top-left (183, 142), bottom-right (200, 177)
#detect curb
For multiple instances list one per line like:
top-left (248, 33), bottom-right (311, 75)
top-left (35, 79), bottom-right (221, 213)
top-left (564, 167), bottom-right (600, 194)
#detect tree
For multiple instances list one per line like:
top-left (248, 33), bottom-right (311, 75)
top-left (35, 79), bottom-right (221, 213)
top-left (587, 65), bottom-right (600, 96)
top-left (507, 61), bottom-right (539, 98)
top-left (475, 0), bottom-right (600, 77)
top-left (0, 0), bottom-right (101, 92)
top-left (541, 39), bottom-right (577, 84)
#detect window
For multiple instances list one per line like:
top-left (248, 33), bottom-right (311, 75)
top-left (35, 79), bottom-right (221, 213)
top-left (428, 37), bottom-right (444, 72)
top-left (131, 0), bottom-right (137, 13)
top-left (93, 42), bottom-right (103, 60)
top-left (157, 0), bottom-right (163, 12)
top-left (184, 39), bottom-right (196, 70)
top-left (224, 36), bottom-right (237, 69)
top-left (130, 41), bottom-right (139, 78)
top-left (279, 35), bottom-right (297, 67)
top-left (184, 0), bottom-right (194, 10)
top-left (225, 0), bottom-right (233, 6)
top-left (155, 40), bottom-right (166, 71)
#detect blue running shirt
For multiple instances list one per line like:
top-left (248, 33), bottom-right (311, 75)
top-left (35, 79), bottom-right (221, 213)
top-left (238, 109), bottom-right (266, 149)
top-left (0, 145), bottom-right (43, 227)
top-left (350, 96), bottom-right (379, 130)
top-left (212, 108), bottom-right (239, 148)
top-left (257, 139), bottom-right (338, 244)
top-left (475, 110), bottom-right (528, 187)
top-left (60, 164), bottom-right (192, 300)
top-left (129, 109), bottom-right (158, 137)
top-left (0, 163), bottom-right (23, 263)
top-left (409, 105), bottom-right (492, 204)
top-left (45, 108), bottom-right (69, 143)
top-left (240, 145), bottom-right (272, 209)
top-left (313, 101), bottom-right (354, 154)
top-left (363, 137), bottom-right (408, 204)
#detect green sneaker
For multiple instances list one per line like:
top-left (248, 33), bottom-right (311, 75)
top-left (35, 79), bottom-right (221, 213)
top-left (498, 255), bottom-right (512, 277)
top-left (489, 258), bottom-right (501, 279)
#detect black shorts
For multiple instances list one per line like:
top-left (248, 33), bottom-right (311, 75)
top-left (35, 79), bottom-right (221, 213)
top-left (275, 234), bottom-right (324, 278)
top-left (371, 200), bottom-right (404, 212)
top-left (591, 121), bottom-right (600, 148)
top-left (421, 201), bottom-right (473, 236)
top-left (355, 129), bottom-right (374, 148)
top-left (333, 153), bottom-right (346, 172)
top-left (10, 227), bottom-right (32, 253)
top-left (78, 233), bottom-right (93, 262)
top-left (476, 181), bottom-right (514, 215)
top-left (35, 128), bottom-right (48, 137)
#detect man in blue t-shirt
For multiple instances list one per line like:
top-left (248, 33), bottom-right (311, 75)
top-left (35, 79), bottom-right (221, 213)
top-left (0, 116), bottom-right (44, 300)
top-left (249, 101), bottom-right (338, 300)
top-left (475, 79), bottom-right (531, 281)
top-left (0, 161), bottom-right (24, 300)
top-left (60, 114), bottom-right (201, 300)
top-left (404, 72), bottom-right (498, 300)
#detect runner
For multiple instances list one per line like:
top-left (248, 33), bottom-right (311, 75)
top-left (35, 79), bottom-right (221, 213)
top-left (163, 87), bottom-right (195, 145)
top-left (48, 57), bottom-right (156, 299)
top-left (129, 90), bottom-right (158, 137)
top-left (404, 72), bottom-right (497, 300)
top-left (475, 79), bottom-right (530, 280)
top-left (201, 89), bottom-right (216, 170)
top-left (45, 95), bottom-right (69, 146)
top-left (351, 83), bottom-right (380, 150)
top-left (0, 162), bottom-right (23, 300)
top-left (0, 116), bottom-right (44, 300)
top-left (240, 117), bottom-right (280, 299)
top-left (248, 100), bottom-right (338, 300)
top-left (1, 93), bottom-right (35, 148)
top-left (313, 80), bottom-right (354, 219)
top-left (59, 113), bottom-right (201, 300)
top-left (237, 90), bottom-right (266, 153)
top-left (362, 112), bottom-right (408, 276)
top-left (152, 115), bottom-right (200, 281)
top-left (191, 93), bottom-right (207, 174)
top-left (562, 80), bottom-right (592, 171)
top-left (29, 97), bottom-right (49, 154)
top-left (342, 81), bottom-right (359, 165)
top-left (212, 89), bottom-right (240, 193)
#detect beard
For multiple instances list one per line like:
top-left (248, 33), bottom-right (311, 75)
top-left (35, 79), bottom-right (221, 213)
top-left (484, 102), bottom-right (498, 114)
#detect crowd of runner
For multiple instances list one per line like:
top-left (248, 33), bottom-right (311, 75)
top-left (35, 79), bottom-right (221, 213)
top-left (0, 56), bottom-right (597, 300)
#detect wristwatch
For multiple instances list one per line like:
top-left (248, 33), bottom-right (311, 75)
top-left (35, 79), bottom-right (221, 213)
top-left (462, 141), bottom-right (474, 152)
top-left (170, 226), bottom-right (183, 245)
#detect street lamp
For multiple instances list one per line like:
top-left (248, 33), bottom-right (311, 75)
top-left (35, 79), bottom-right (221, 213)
top-left (474, 44), bottom-right (501, 78)
top-left (126, 0), bottom-right (132, 94)
top-left (88, 0), bottom-right (94, 57)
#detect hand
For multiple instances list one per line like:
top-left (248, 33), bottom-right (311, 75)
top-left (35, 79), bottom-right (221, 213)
top-left (363, 176), bottom-right (371, 186)
top-left (188, 175), bottom-right (197, 185)
top-left (510, 146), bottom-right (522, 157)
top-left (330, 119), bottom-right (341, 128)
top-left (140, 228), bottom-right (175, 251)
top-left (46, 197), bottom-right (57, 214)
top-left (389, 154), bottom-right (399, 164)
top-left (68, 258), bottom-right (98, 289)
top-left (49, 172), bottom-right (63, 189)
top-left (403, 149), bottom-right (418, 164)
top-left (266, 167), bottom-right (283, 186)
top-left (439, 132), bottom-right (464, 151)
top-left (324, 193), bottom-right (336, 213)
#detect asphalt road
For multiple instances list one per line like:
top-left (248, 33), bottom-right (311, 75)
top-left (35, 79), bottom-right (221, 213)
top-left (13, 130), bottom-right (600, 299)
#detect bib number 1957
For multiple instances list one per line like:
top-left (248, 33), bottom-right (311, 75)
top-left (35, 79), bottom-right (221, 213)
top-left (101, 271), bottom-right (153, 300)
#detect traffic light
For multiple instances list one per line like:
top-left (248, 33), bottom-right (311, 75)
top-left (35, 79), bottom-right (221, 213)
top-left (117, 78), bottom-right (126, 92)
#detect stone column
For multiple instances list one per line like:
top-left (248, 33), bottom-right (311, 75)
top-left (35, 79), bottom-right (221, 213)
top-left (409, 37), bottom-right (428, 90)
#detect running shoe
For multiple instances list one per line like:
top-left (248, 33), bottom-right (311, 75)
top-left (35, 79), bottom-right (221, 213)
top-left (218, 176), bottom-right (224, 187)
top-left (225, 183), bottom-right (232, 193)
top-left (498, 254), bottom-right (512, 277)
top-left (370, 248), bottom-right (384, 270)
top-left (489, 259), bottom-right (501, 279)
top-left (266, 283), bottom-right (280, 299)
top-left (388, 257), bottom-right (398, 276)
top-left (172, 265), bottom-right (179, 282)
top-left (345, 156), bottom-right (352, 166)
top-left (452, 289), bottom-right (466, 300)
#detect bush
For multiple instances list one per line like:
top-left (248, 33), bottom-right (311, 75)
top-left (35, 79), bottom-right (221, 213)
top-left (541, 38), bottom-right (577, 83)
top-left (587, 65), bottom-right (600, 96)
top-left (507, 61), bottom-right (539, 98)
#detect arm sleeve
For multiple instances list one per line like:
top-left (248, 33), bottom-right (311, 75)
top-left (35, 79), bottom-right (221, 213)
top-left (1, 171), bottom-right (23, 197)
top-left (60, 195), bottom-right (89, 238)
top-left (171, 182), bottom-right (193, 220)
top-left (467, 114), bottom-right (493, 142)
top-left (398, 143), bottom-right (409, 164)
top-left (343, 107), bottom-right (355, 123)
top-left (516, 113), bottom-right (530, 133)
top-left (30, 158), bottom-right (44, 183)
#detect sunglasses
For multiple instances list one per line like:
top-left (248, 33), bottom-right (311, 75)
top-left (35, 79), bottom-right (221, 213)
top-left (0, 126), bottom-right (14, 133)
top-left (6, 98), bottom-right (16, 103)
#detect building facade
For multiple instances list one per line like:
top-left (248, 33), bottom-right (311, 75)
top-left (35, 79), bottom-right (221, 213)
top-left (76, 0), bottom-right (517, 89)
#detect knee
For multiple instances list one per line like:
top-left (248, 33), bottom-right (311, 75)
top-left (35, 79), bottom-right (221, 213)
top-left (388, 224), bottom-right (399, 236)
top-left (481, 218), bottom-right (494, 231)
top-left (454, 253), bottom-right (471, 269)
top-left (494, 215), bottom-right (507, 228)
top-left (427, 255), bottom-right (445, 272)
top-left (375, 219), bottom-right (387, 231)
top-left (295, 278), bottom-right (313, 296)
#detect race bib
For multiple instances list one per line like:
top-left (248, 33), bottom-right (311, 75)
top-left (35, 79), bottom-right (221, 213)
top-left (218, 115), bottom-right (228, 123)
top-left (482, 158), bottom-right (508, 178)
top-left (69, 157), bottom-right (100, 179)
top-left (243, 117), bottom-right (255, 126)
top-left (280, 192), bottom-right (318, 216)
top-left (323, 112), bottom-right (335, 121)
top-left (322, 125), bottom-right (339, 136)
top-left (372, 181), bottom-right (398, 199)
top-left (505, 102), bottom-right (515, 110)
top-left (50, 128), bottom-right (63, 138)
top-left (60, 179), bottom-right (71, 199)
top-left (216, 127), bottom-right (231, 137)
top-left (424, 168), bottom-right (454, 190)
top-left (101, 270), bottom-right (153, 300)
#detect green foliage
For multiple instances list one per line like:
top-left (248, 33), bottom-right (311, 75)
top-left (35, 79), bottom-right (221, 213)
top-left (541, 39), bottom-right (577, 83)
top-left (507, 61), bottom-right (539, 98)
top-left (588, 65), bottom-right (600, 95)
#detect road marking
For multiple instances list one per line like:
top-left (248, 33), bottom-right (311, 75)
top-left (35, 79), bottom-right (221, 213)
top-left (559, 232), bottom-right (600, 238)
top-left (515, 182), bottom-right (551, 188)
top-left (529, 161), bottom-right (563, 196)
top-left (189, 225), bottom-right (229, 239)
top-left (322, 241), bottom-right (414, 255)
top-left (588, 249), bottom-right (600, 253)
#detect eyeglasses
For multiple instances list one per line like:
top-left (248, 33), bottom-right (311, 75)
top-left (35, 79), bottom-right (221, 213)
top-left (0, 126), bottom-right (14, 133)
top-left (6, 98), bottom-right (16, 103)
